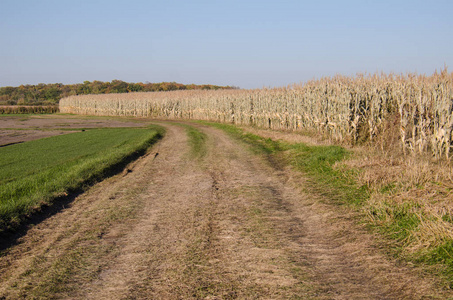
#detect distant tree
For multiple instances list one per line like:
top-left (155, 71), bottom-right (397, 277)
top-left (91, 81), bottom-right (109, 94)
top-left (0, 86), bottom-right (15, 96)
top-left (76, 81), bottom-right (92, 95)
top-left (109, 80), bottom-right (128, 93)
top-left (127, 83), bottom-right (143, 92)
top-left (0, 81), bottom-right (234, 105)
top-left (44, 87), bottom-right (61, 103)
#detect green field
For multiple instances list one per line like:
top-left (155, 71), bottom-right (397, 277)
top-left (0, 126), bottom-right (164, 232)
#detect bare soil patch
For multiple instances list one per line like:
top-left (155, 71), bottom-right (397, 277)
top-left (0, 121), bottom-right (449, 299)
top-left (0, 114), bottom-right (147, 146)
top-left (0, 130), bottom-right (76, 147)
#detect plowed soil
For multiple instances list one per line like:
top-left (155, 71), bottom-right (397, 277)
top-left (0, 115), bottom-right (145, 146)
top-left (0, 121), bottom-right (449, 299)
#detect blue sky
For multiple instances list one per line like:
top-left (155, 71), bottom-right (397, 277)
top-left (1, 0), bottom-right (452, 89)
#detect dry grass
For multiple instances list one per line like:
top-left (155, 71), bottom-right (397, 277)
top-left (340, 144), bottom-right (453, 269)
top-left (238, 123), bottom-right (453, 284)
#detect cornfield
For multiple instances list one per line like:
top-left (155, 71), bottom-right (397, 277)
top-left (60, 70), bottom-right (453, 159)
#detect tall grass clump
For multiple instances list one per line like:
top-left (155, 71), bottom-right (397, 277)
top-left (60, 69), bottom-right (453, 159)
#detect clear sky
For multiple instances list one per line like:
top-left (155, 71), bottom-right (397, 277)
top-left (1, 0), bottom-right (452, 89)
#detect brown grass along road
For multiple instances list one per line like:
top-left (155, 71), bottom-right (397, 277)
top-left (0, 121), bottom-right (449, 299)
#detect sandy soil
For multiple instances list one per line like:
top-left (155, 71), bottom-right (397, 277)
top-left (0, 115), bottom-right (146, 146)
top-left (0, 121), bottom-right (449, 299)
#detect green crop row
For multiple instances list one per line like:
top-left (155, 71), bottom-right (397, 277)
top-left (0, 126), bottom-right (164, 233)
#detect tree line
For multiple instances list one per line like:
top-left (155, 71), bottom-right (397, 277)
top-left (0, 80), bottom-right (236, 105)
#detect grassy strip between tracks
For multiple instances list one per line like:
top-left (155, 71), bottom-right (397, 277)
top-left (0, 125), bottom-right (164, 233)
top-left (175, 123), bottom-right (207, 159)
top-left (203, 121), bottom-right (453, 289)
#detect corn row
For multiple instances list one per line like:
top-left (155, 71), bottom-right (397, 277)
top-left (60, 70), bottom-right (453, 159)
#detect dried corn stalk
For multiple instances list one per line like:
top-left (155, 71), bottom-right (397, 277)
top-left (59, 70), bottom-right (453, 159)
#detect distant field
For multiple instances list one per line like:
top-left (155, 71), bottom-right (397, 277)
top-left (0, 114), bottom-right (148, 146)
top-left (0, 126), bottom-right (163, 232)
top-left (0, 105), bottom-right (58, 114)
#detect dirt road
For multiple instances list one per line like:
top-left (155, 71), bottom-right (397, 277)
top-left (0, 122), bottom-right (448, 299)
